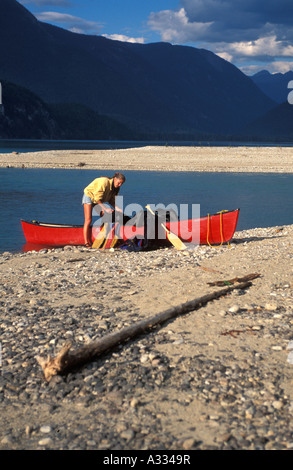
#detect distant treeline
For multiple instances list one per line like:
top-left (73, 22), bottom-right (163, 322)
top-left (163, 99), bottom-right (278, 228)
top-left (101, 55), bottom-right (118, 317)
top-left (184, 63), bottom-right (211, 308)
top-left (0, 80), bottom-right (141, 140)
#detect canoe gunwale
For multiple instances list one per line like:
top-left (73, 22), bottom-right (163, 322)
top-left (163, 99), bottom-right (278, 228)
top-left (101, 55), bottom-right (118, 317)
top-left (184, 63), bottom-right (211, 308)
top-left (21, 208), bottom-right (240, 230)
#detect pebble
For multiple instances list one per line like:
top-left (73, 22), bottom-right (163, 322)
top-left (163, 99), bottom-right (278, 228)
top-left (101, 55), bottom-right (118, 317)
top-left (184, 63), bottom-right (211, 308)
top-left (121, 429), bottom-right (135, 441)
top-left (228, 304), bottom-right (241, 313)
top-left (1, 436), bottom-right (13, 446)
top-left (38, 438), bottom-right (53, 447)
top-left (140, 354), bottom-right (149, 364)
top-left (130, 398), bottom-right (140, 408)
top-left (182, 438), bottom-right (197, 450)
top-left (287, 351), bottom-right (293, 365)
top-left (0, 224), bottom-right (292, 450)
top-left (265, 303), bottom-right (278, 311)
top-left (40, 426), bottom-right (52, 433)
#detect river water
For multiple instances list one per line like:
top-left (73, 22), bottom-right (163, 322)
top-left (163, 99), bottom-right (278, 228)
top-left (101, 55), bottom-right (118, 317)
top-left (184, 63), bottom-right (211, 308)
top-left (0, 167), bottom-right (292, 252)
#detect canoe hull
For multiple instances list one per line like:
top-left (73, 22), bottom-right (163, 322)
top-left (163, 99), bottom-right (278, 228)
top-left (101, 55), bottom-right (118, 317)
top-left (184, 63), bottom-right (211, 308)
top-left (21, 209), bottom-right (239, 248)
top-left (168, 209), bottom-right (240, 245)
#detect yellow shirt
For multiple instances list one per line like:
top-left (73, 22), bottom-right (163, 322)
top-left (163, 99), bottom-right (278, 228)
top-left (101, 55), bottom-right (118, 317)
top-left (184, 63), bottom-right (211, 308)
top-left (84, 177), bottom-right (118, 205)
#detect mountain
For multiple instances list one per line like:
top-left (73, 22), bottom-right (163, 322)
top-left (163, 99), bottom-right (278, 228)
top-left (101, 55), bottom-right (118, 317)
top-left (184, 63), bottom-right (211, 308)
top-left (49, 102), bottom-right (139, 140)
top-left (243, 101), bottom-right (293, 141)
top-left (0, 80), bottom-right (58, 139)
top-left (251, 70), bottom-right (293, 104)
top-left (0, 80), bottom-right (137, 139)
top-left (0, 0), bottom-right (276, 138)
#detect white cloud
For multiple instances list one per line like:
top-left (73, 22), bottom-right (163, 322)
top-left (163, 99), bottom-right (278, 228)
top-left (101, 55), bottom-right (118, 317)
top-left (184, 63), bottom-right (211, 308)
top-left (242, 61), bottom-right (293, 75)
top-left (147, 2), bottom-right (293, 72)
top-left (216, 51), bottom-right (233, 62)
top-left (36, 12), bottom-right (102, 34)
top-left (207, 35), bottom-right (293, 73)
top-left (226, 36), bottom-right (293, 58)
top-left (102, 34), bottom-right (145, 44)
top-left (148, 8), bottom-right (212, 44)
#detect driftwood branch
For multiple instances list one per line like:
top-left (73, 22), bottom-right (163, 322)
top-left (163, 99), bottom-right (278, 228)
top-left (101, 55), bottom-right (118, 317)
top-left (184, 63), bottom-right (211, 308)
top-left (37, 280), bottom-right (253, 381)
top-left (207, 272), bottom-right (261, 286)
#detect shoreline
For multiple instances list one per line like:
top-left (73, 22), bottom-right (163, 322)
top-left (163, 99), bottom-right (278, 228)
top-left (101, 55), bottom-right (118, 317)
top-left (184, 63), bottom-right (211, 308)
top-left (1, 223), bottom-right (293, 449)
top-left (1, 145), bottom-right (293, 172)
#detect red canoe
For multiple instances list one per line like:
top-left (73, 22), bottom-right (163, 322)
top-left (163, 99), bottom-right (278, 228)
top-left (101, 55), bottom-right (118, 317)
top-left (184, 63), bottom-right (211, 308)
top-left (21, 209), bottom-right (239, 249)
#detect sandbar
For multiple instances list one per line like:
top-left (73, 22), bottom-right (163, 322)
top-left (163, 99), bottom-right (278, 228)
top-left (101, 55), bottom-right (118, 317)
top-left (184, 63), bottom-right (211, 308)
top-left (1, 145), bottom-right (293, 172)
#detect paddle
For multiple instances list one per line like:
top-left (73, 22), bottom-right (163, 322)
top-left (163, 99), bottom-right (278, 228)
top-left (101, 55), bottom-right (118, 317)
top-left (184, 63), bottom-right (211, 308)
top-left (145, 205), bottom-right (187, 251)
top-left (92, 222), bottom-right (120, 249)
top-left (91, 203), bottom-right (118, 249)
top-left (92, 223), bottom-right (108, 249)
top-left (101, 222), bottom-right (119, 249)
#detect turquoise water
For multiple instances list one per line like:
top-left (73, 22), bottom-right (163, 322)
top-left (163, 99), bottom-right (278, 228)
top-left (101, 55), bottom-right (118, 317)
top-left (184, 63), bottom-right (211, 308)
top-left (0, 168), bottom-right (292, 252)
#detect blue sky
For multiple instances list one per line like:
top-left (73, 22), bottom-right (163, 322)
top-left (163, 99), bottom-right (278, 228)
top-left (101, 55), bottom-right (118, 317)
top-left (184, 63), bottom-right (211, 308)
top-left (19, 0), bottom-right (293, 75)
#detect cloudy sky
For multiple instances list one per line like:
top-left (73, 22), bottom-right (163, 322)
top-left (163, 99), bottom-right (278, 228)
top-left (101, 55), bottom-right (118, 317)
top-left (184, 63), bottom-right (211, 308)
top-left (19, 0), bottom-right (293, 75)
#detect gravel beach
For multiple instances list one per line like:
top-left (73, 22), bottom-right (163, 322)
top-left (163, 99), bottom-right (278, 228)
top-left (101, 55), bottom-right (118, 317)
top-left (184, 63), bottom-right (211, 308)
top-left (0, 146), bottom-right (293, 451)
top-left (1, 145), bottom-right (293, 172)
